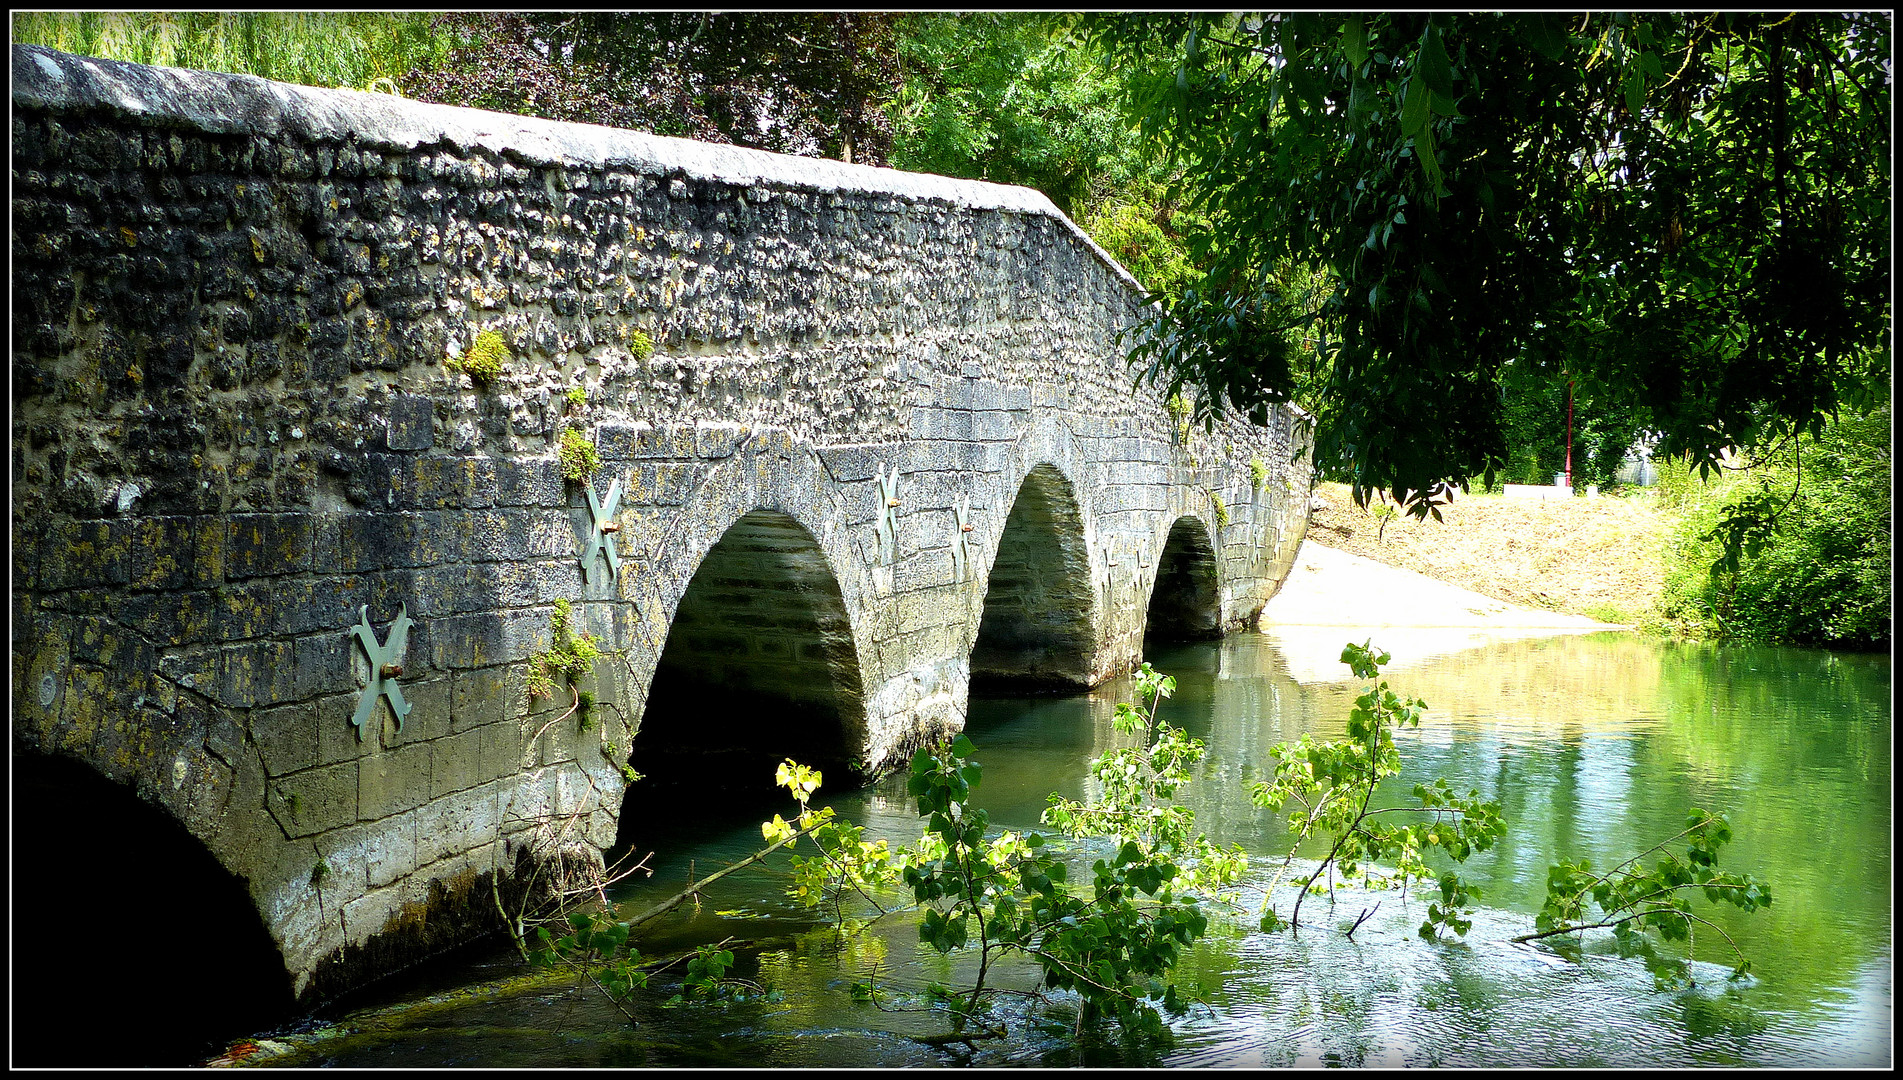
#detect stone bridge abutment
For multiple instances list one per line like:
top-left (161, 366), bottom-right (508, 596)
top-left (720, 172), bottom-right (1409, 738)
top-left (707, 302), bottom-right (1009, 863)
top-left (10, 45), bottom-right (1313, 1010)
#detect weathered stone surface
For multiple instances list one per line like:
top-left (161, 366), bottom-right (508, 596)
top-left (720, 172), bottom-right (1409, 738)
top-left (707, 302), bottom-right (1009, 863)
top-left (10, 44), bottom-right (1312, 1009)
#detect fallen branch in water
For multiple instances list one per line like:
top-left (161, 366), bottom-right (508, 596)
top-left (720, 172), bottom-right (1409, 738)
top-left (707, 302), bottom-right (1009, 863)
top-left (623, 820), bottom-right (825, 932)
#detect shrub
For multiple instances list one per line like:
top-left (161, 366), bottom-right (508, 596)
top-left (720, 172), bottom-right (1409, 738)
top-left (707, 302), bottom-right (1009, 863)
top-left (1660, 405), bottom-right (1891, 649)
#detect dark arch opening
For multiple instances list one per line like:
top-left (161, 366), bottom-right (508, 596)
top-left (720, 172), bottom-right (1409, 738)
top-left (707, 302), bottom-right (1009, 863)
top-left (970, 464), bottom-right (1098, 693)
top-left (11, 752), bottom-right (298, 1067)
top-left (1145, 516), bottom-right (1224, 643)
top-left (620, 511), bottom-right (866, 842)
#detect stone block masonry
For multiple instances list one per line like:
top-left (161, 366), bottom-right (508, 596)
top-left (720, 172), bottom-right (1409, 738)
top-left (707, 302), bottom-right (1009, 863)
top-left (10, 45), bottom-right (1313, 1005)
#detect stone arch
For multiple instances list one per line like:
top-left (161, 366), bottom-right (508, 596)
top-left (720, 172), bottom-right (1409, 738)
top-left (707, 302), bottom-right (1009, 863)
top-left (12, 752), bottom-right (297, 1066)
top-left (626, 508), bottom-right (868, 807)
top-left (1145, 514), bottom-right (1224, 642)
top-left (969, 462), bottom-right (1100, 692)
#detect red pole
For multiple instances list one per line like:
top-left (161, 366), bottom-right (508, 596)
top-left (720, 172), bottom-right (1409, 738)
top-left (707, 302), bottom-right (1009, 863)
top-left (1564, 379), bottom-right (1575, 488)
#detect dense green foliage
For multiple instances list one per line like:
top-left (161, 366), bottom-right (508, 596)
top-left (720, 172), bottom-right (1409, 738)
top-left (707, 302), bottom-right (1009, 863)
top-left (1088, 13), bottom-right (1891, 518)
top-left (887, 14), bottom-right (1200, 295)
top-left (11, 11), bottom-right (452, 91)
top-left (397, 13), bottom-right (903, 165)
top-left (1495, 364), bottom-right (1648, 489)
top-left (889, 14), bottom-right (1118, 216)
top-left (1661, 406), bottom-right (1891, 649)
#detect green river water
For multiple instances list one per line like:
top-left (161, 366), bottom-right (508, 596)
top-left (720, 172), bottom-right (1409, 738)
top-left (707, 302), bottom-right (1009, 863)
top-left (249, 630), bottom-right (1890, 1068)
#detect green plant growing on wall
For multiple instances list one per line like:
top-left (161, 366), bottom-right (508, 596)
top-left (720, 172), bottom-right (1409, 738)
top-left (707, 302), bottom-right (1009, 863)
top-left (1208, 489), bottom-right (1230, 528)
top-left (557, 428), bottom-right (601, 484)
top-left (1250, 457), bottom-right (1268, 493)
top-left (447, 328), bottom-right (509, 385)
top-left (629, 328), bottom-right (655, 361)
top-left (565, 384), bottom-right (588, 410)
top-left (1251, 641), bottom-right (1506, 938)
top-left (527, 599), bottom-right (603, 734)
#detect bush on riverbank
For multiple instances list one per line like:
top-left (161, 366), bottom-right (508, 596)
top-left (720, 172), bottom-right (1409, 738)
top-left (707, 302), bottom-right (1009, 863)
top-left (1659, 405), bottom-right (1891, 650)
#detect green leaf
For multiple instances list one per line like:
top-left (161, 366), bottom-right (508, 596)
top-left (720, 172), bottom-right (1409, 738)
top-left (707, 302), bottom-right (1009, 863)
top-left (1417, 23), bottom-right (1455, 98)
top-left (1623, 63), bottom-right (1646, 116)
top-left (1418, 128), bottom-right (1445, 195)
top-left (1399, 76), bottom-right (1430, 137)
top-left (1341, 15), bottom-right (1368, 67)
top-left (1524, 13), bottom-right (1571, 61)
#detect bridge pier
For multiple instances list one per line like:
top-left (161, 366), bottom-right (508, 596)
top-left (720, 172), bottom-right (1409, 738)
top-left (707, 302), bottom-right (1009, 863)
top-left (10, 44), bottom-right (1313, 1015)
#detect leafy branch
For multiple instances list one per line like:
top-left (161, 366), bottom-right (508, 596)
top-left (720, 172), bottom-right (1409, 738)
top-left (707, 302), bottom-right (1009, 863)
top-left (1515, 809), bottom-right (1772, 987)
top-left (1251, 640), bottom-right (1505, 938)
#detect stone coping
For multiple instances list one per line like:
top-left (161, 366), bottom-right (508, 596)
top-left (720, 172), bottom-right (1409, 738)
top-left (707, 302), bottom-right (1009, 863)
top-left (11, 42), bottom-right (1147, 296)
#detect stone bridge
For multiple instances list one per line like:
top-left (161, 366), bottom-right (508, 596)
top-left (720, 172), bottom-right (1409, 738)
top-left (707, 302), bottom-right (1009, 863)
top-left (10, 45), bottom-right (1312, 1007)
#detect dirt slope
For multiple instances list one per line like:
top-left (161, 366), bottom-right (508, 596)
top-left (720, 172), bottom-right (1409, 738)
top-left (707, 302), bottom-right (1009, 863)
top-left (1303, 482), bottom-right (1672, 624)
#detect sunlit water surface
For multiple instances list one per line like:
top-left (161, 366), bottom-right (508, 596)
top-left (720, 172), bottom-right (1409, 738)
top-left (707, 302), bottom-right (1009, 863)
top-left (260, 631), bottom-right (1890, 1068)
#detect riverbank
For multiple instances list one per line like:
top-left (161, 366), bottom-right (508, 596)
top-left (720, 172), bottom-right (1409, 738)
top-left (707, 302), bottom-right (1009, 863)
top-left (1303, 481), bottom-right (1671, 626)
top-left (1257, 540), bottom-right (1625, 682)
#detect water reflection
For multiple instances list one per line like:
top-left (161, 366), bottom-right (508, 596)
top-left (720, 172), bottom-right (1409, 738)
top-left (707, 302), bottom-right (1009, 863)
top-left (260, 630), bottom-right (1890, 1068)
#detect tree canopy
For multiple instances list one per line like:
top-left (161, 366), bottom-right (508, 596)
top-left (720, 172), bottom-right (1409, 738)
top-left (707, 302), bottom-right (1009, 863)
top-left (1089, 13), bottom-right (1891, 511)
top-left (398, 13), bottom-right (902, 165)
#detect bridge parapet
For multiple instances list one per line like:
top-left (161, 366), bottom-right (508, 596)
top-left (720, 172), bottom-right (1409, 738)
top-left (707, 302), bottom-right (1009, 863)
top-left (11, 44), bottom-right (1313, 1004)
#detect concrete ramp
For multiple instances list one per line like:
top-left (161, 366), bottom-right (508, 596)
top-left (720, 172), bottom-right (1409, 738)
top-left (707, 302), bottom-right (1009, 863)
top-left (1259, 542), bottom-right (1623, 683)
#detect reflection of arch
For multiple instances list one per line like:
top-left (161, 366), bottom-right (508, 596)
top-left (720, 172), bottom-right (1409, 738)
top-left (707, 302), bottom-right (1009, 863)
top-left (1146, 515), bottom-right (1223, 642)
top-left (970, 463), bottom-right (1098, 692)
top-left (13, 753), bottom-right (295, 1066)
top-left (628, 510), bottom-right (866, 801)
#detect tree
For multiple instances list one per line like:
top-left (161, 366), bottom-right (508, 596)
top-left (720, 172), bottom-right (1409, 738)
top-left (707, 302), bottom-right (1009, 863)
top-left (1089, 13), bottom-right (1891, 517)
top-left (888, 14), bottom-right (1203, 295)
top-left (399, 13), bottom-right (902, 165)
top-left (9, 11), bottom-right (453, 91)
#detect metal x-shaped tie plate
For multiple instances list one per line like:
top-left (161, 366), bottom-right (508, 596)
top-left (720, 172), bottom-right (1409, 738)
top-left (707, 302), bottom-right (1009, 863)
top-left (351, 604), bottom-right (413, 740)
top-left (875, 467), bottom-right (900, 563)
top-left (579, 476), bottom-right (624, 584)
top-left (952, 496), bottom-right (973, 580)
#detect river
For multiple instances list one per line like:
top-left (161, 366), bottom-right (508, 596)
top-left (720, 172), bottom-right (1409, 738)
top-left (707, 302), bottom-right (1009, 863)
top-left (243, 630), bottom-right (1891, 1068)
